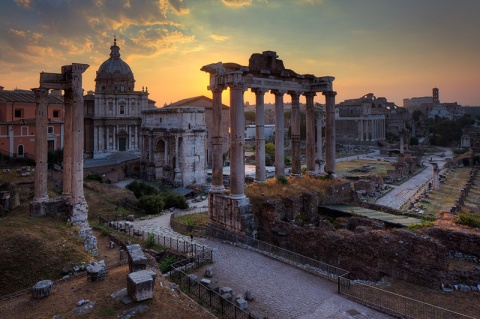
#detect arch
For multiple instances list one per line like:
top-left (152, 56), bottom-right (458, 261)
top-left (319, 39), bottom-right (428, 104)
top-left (117, 130), bottom-right (128, 151)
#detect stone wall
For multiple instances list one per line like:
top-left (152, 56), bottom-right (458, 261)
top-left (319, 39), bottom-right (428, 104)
top-left (426, 226), bottom-right (480, 258)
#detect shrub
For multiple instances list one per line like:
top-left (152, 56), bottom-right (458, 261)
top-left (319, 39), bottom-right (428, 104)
top-left (408, 220), bottom-right (434, 231)
top-left (126, 180), bottom-right (159, 198)
top-left (162, 191), bottom-right (189, 210)
top-left (158, 256), bottom-right (178, 273)
top-left (85, 173), bottom-right (103, 183)
top-left (137, 194), bottom-right (164, 214)
top-left (277, 175), bottom-right (288, 184)
top-left (457, 212), bottom-right (480, 228)
top-left (146, 233), bottom-right (156, 249)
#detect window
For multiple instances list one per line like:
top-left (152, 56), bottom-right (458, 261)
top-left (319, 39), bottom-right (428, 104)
top-left (14, 109), bottom-right (23, 118)
top-left (48, 126), bottom-right (54, 134)
top-left (120, 104), bottom-right (125, 115)
top-left (53, 110), bottom-right (59, 118)
top-left (21, 126), bottom-right (28, 136)
top-left (17, 144), bottom-right (24, 157)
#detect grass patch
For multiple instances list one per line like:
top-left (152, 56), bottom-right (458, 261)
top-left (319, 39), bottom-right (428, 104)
top-left (407, 220), bottom-right (435, 231)
top-left (159, 256), bottom-right (178, 273)
top-left (457, 212), bottom-right (480, 228)
top-left (174, 213), bottom-right (209, 227)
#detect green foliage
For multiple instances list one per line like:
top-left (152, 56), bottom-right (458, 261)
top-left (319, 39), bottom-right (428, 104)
top-left (408, 220), bottom-right (434, 231)
top-left (284, 156), bottom-right (292, 166)
top-left (137, 194), bottom-right (165, 214)
top-left (162, 191), bottom-right (189, 210)
top-left (453, 147), bottom-right (469, 155)
top-left (158, 256), bottom-right (178, 273)
top-left (47, 148), bottom-right (63, 167)
top-left (126, 180), bottom-right (159, 198)
top-left (244, 111), bottom-right (256, 124)
top-left (457, 212), bottom-right (480, 228)
top-left (412, 110), bottom-right (423, 122)
top-left (265, 143), bottom-right (275, 162)
top-left (458, 114), bottom-right (475, 127)
top-left (85, 173), bottom-right (103, 183)
top-left (146, 232), bottom-right (156, 249)
top-left (277, 175), bottom-right (288, 184)
top-left (409, 136), bottom-right (419, 146)
top-left (430, 119), bottom-right (463, 146)
top-left (99, 307), bottom-right (116, 317)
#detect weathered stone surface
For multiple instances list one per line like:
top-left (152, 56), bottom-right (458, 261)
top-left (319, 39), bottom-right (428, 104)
top-left (200, 278), bottom-right (211, 286)
top-left (236, 297), bottom-right (248, 310)
top-left (31, 280), bottom-right (54, 299)
top-left (72, 300), bottom-right (96, 314)
top-left (204, 267), bottom-right (213, 278)
top-left (86, 261), bottom-right (106, 281)
top-left (111, 288), bottom-right (128, 300)
top-left (118, 304), bottom-right (148, 319)
top-left (127, 269), bottom-right (156, 301)
top-left (219, 287), bottom-right (233, 295)
top-left (244, 289), bottom-right (254, 301)
top-left (126, 244), bottom-right (147, 273)
top-left (220, 293), bottom-right (232, 302)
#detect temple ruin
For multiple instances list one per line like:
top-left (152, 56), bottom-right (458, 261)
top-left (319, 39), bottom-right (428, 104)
top-left (201, 51), bottom-right (336, 236)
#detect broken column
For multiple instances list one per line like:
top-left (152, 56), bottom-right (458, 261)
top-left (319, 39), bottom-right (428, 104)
top-left (127, 269), bottom-right (156, 301)
top-left (126, 244), bottom-right (147, 273)
top-left (324, 91), bottom-right (337, 177)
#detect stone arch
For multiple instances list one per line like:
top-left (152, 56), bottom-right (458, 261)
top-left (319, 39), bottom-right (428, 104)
top-left (17, 144), bottom-right (24, 157)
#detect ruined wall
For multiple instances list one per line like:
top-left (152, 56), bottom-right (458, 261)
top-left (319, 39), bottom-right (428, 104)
top-left (426, 226), bottom-right (480, 258)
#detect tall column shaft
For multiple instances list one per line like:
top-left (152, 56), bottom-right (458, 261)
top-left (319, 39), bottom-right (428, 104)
top-left (290, 92), bottom-right (301, 176)
top-left (316, 111), bottom-right (324, 174)
top-left (229, 83), bottom-right (246, 198)
top-left (210, 87), bottom-right (226, 193)
top-left (324, 91), bottom-right (337, 176)
top-left (305, 92), bottom-right (316, 175)
top-left (63, 90), bottom-right (73, 199)
top-left (33, 88), bottom-right (49, 202)
top-left (272, 90), bottom-right (285, 177)
top-left (253, 88), bottom-right (267, 182)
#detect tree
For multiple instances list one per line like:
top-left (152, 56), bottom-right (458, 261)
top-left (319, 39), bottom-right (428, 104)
top-left (265, 143), bottom-right (275, 162)
top-left (412, 110), bottom-right (423, 123)
top-left (432, 120), bottom-right (462, 146)
top-left (458, 114), bottom-right (475, 127)
top-left (244, 111), bottom-right (256, 124)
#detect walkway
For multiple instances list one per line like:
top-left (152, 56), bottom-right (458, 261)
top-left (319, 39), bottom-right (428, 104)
top-left (130, 205), bottom-right (392, 319)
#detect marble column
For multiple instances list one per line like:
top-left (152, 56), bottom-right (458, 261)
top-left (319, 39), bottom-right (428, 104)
top-left (229, 82), bottom-right (247, 199)
top-left (32, 88), bottom-right (49, 202)
top-left (70, 64), bottom-right (89, 205)
top-left (174, 135), bottom-right (182, 186)
top-left (271, 90), bottom-right (285, 177)
top-left (359, 119), bottom-right (364, 141)
top-left (290, 91), bottom-right (302, 176)
top-left (210, 86), bottom-right (226, 193)
top-left (316, 109), bottom-right (324, 174)
top-left (324, 91), bottom-right (337, 176)
top-left (62, 89), bottom-right (73, 199)
top-left (252, 88), bottom-right (267, 182)
top-left (148, 130), bottom-right (154, 163)
top-left (305, 92), bottom-right (316, 176)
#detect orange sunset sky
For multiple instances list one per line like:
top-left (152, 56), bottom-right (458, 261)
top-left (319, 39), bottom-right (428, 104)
top-left (1, 0), bottom-right (480, 107)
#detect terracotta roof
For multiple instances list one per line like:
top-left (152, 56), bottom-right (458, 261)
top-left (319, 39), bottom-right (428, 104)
top-left (168, 95), bottom-right (229, 109)
top-left (0, 90), bottom-right (64, 104)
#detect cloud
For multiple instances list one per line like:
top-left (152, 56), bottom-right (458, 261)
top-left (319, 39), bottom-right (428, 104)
top-left (210, 34), bottom-right (229, 41)
top-left (221, 0), bottom-right (253, 8)
top-left (14, 0), bottom-right (31, 9)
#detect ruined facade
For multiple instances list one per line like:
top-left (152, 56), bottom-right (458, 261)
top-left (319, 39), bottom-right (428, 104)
top-left (141, 106), bottom-right (207, 187)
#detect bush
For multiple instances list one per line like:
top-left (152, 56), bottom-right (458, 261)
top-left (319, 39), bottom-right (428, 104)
top-left (158, 256), bottom-right (178, 273)
top-left (137, 194), bottom-right (165, 214)
top-left (457, 212), bottom-right (480, 228)
top-left (85, 173), bottom-right (103, 183)
top-left (146, 233), bottom-right (156, 249)
top-left (162, 191), bottom-right (189, 210)
top-left (126, 180), bottom-right (159, 198)
top-left (277, 175), bottom-right (288, 184)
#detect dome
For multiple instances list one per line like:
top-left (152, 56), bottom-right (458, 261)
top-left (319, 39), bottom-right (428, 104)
top-left (97, 39), bottom-right (132, 75)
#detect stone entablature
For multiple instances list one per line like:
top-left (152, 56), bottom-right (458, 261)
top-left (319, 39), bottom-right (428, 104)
top-left (141, 106), bottom-right (207, 187)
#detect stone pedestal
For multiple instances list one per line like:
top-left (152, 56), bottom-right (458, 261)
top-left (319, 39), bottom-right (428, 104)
top-left (31, 280), bottom-right (54, 299)
top-left (86, 261), bottom-right (106, 281)
top-left (127, 269), bottom-right (156, 301)
top-left (126, 244), bottom-right (147, 273)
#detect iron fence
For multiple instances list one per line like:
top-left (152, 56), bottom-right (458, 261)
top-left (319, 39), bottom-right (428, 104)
top-left (169, 266), bottom-right (251, 319)
top-left (338, 276), bottom-right (476, 319)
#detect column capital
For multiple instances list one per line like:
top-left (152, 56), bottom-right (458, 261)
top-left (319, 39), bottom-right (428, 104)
top-left (322, 91), bottom-right (337, 97)
top-left (32, 88), bottom-right (49, 102)
top-left (288, 90), bottom-right (303, 97)
top-left (251, 87), bottom-right (269, 95)
top-left (270, 89), bottom-right (287, 96)
top-left (304, 92), bottom-right (317, 98)
top-left (209, 85), bottom-right (226, 93)
top-left (229, 82), bottom-right (247, 91)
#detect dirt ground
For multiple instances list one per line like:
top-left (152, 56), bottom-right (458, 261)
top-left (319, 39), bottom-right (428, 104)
top-left (0, 230), bottom-right (216, 319)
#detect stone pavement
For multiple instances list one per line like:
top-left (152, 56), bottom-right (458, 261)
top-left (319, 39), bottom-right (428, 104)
top-left (131, 208), bottom-right (392, 319)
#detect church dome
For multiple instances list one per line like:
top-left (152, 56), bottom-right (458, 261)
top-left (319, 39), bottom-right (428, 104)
top-left (97, 39), bottom-right (132, 75)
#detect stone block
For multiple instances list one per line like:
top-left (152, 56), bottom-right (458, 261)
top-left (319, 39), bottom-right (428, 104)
top-left (127, 269), bottom-right (156, 301)
top-left (236, 297), bottom-right (248, 310)
top-left (86, 261), bottom-right (106, 281)
top-left (204, 266), bottom-right (213, 278)
top-left (244, 289), bottom-right (255, 301)
top-left (126, 244), bottom-right (147, 273)
top-left (187, 274), bottom-right (198, 286)
top-left (220, 287), bottom-right (233, 295)
top-left (200, 278), bottom-right (211, 286)
top-left (208, 283), bottom-right (219, 293)
top-left (31, 280), bottom-right (54, 299)
top-left (111, 288), bottom-right (128, 300)
top-left (220, 293), bottom-right (232, 302)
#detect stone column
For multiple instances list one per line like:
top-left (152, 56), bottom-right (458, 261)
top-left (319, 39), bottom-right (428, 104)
top-left (432, 163), bottom-right (440, 190)
top-left (252, 88), bottom-right (267, 182)
top-left (271, 90), bottom-right (285, 177)
top-left (324, 91), bottom-right (337, 176)
top-left (174, 135), bottom-right (182, 187)
top-left (210, 86), bottom-right (226, 193)
top-left (229, 82), bottom-right (247, 199)
top-left (148, 130), bottom-right (154, 163)
top-left (316, 109), bottom-right (324, 174)
top-left (305, 92), bottom-right (316, 176)
top-left (63, 89), bottom-right (73, 199)
top-left (33, 88), bottom-right (49, 202)
top-left (359, 119), bottom-right (364, 141)
top-left (290, 91), bottom-right (302, 176)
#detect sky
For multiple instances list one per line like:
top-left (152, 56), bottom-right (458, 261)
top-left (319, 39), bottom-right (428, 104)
top-left (1, 0), bottom-right (480, 107)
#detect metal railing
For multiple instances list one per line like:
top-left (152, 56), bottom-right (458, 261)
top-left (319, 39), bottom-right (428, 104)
top-left (169, 267), bottom-right (251, 319)
top-left (338, 276), bottom-right (476, 319)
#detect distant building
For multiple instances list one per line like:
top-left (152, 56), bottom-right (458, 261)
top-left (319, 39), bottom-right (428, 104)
top-left (403, 88), bottom-right (463, 120)
top-left (141, 106), bottom-right (207, 187)
top-left (168, 96), bottom-right (230, 168)
top-left (0, 87), bottom-right (64, 158)
top-left (84, 39), bottom-right (155, 159)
